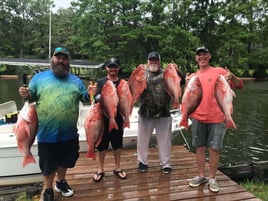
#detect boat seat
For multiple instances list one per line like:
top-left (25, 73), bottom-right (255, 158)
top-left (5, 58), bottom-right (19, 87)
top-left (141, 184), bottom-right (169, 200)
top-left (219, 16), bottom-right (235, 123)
top-left (0, 101), bottom-right (17, 117)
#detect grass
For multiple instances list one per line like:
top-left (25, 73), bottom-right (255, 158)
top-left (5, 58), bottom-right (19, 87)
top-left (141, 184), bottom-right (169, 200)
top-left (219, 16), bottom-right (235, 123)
top-left (241, 180), bottom-right (268, 201)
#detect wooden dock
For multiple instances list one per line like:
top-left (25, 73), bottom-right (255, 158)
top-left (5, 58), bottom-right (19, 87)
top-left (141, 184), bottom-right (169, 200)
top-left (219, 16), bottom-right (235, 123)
top-left (50, 145), bottom-right (260, 201)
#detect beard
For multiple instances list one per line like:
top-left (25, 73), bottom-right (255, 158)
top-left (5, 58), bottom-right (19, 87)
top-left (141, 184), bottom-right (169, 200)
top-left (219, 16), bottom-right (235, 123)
top-left (148, 63), bottom-right (159, 72)
top-left (51, 60), bottom-right (70, 78)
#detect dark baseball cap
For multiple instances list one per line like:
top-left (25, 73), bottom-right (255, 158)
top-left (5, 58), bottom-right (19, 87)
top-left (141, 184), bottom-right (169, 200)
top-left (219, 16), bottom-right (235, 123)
top-left (148, 51), bottom-right (161, 60)
top-left (106, 58), bottom-right (120, 68)
top-left (196, 47), bottom-right (209, 54)
top-left (53, 47), bottom-right (70, 58)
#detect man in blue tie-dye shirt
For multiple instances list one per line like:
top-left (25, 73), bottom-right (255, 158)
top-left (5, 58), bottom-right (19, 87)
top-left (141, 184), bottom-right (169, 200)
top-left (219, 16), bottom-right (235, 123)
top-left (19, 47), bottom-right (90, 201)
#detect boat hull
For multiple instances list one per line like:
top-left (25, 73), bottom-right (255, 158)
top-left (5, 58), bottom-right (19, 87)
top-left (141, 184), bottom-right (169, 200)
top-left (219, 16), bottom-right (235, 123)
top-left (0, 104), bottom-right (190, 186)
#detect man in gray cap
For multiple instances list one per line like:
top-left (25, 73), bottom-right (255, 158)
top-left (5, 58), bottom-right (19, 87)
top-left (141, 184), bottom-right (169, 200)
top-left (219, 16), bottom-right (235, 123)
top-left (136, 51), bottom-right (174, 174)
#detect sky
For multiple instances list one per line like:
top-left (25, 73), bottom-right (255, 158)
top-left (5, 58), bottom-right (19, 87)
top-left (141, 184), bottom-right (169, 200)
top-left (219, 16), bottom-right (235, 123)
top-left (53, 0), bottom-right (72, 10)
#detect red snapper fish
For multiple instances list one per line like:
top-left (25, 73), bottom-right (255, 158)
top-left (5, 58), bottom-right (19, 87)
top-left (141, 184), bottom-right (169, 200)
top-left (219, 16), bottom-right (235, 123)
top-left (84, 102), bottom-right (104, 160)
top-left (164, 63), bottom-right (182, 109)
top-left (128, 64), bottom-right (147, 107)
top-left (101, 80), bottom-right (119, 132)
top-left (117, 79), bottom-right (133, 128)
top-left (215, 75), bottom-right (237, 129)
top-left (179, 75), bottom-right (202, 130)
top-left (14, 101), bottom-right (38, 167)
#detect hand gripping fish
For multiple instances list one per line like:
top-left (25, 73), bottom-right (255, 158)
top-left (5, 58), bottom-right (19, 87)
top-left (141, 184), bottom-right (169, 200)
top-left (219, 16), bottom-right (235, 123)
top-left (14, 101), bottom-right (38, 167)
top-left (117, 79), bottom-right (133, 128)
top-left (215, 75), bottom-right (237, 129)
top-left (179, 75), bottom-right (202, 130)
top-left (164, 63), bottom-right (182, 109)
top-left (84, 102), bottom-right (104, 160)
top-left (100, 80), bottom-right (119, 132)
top-left (127, 64), bottom-right (147, 108)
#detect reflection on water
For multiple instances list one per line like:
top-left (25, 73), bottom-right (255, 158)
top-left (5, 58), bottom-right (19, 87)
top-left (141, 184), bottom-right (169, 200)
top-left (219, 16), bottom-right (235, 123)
top-left (220, 80), bottom-right (268, 164)
top-left (0, 79), bottom-right (24, 109)
top-left (1, 78), bottom-right (268, 164)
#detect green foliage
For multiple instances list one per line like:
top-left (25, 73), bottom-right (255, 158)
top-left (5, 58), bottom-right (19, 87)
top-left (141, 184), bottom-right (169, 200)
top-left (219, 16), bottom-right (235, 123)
top-left (0, 65), bottom-right (7, 73)
top-left (241, 180), bottom-right (268, 201)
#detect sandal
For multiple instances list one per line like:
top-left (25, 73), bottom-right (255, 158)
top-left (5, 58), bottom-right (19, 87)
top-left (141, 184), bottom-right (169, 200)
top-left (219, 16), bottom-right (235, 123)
top-left (93, 172), bottom-right (105, 182)
top-left (113, 170), bottom-right (127, 180)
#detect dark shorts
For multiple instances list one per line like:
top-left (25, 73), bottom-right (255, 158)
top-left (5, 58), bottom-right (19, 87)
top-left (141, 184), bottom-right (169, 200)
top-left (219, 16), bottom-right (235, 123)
top-left (191, 118), bottom-right (226, 150)
top-left (38, 137), bottom-right (80, 175)
top-left (97, 113), bottom-right (124, 151)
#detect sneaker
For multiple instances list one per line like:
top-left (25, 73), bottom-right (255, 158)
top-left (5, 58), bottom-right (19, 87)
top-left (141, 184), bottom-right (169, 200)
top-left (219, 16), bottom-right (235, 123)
top-left (208, 178), bottom-right (220, 193)
top-left (189, 176), bottom-right (208, 187)
top-left (138, 162), bottom-right (148, 172)
top-left (162, 167), bottom-right (172, 174)
top-left (43, 188), bottom-right (54, 201)
top-left (55, 179), bottom-right (74, 197)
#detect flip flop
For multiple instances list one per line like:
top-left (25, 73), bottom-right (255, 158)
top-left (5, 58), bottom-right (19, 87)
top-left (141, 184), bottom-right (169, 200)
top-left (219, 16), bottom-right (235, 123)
top-left (93, 172), bottom-right (105, 182)
top-left (113, 170), bottom-right (127, 180)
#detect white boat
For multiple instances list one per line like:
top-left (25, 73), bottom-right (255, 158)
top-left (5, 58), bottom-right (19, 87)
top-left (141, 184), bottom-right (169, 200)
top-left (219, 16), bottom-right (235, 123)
top-left (0, 101), bottom-right (191, 186)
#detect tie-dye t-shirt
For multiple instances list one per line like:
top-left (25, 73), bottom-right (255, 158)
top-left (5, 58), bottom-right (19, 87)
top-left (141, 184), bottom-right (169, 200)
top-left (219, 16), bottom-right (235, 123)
top-left (29, 70), bottom-right (89, 143)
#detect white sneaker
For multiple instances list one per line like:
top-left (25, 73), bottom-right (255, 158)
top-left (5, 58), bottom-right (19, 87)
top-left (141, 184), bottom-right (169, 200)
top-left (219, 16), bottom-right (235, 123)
top-left (189, 176), bottom-right (208, 187)
top-left (208, 178), bottom-right (220, 193)
top-left (54, 179), bottom-right (74, 197)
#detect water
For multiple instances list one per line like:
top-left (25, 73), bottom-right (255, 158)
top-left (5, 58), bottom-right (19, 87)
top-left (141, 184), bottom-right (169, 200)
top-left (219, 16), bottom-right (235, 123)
top-left (172, 79), bottom-right (268, 165)
top-left (1, 78), bottom-right (268, 165)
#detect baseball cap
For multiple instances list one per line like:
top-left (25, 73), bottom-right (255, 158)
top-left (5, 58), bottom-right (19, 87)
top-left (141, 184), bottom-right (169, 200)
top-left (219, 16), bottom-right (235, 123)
top-left (106, 58), bottom-right (120, 68)
top-left (148, 51), bottom-right (161, 60)
top-left (53, 47), bottom-right (70, 58)
top-left (196, 47), bottom-right (209, 54)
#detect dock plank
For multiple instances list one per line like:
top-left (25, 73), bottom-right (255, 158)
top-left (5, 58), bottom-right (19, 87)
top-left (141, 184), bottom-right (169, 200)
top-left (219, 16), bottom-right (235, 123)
top-left (52, 146), bottom-right (261, 201)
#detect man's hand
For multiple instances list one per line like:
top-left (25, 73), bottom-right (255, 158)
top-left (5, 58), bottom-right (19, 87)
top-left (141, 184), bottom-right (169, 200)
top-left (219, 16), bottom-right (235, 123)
top-left (19, 87), bottom-right (31, 99)
top-left (88, 82), bottom-right (97, 103)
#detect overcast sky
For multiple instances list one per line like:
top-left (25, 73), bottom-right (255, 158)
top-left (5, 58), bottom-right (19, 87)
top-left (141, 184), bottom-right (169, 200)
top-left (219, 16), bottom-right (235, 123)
top-left (53, 0), bottom-right (72, 10)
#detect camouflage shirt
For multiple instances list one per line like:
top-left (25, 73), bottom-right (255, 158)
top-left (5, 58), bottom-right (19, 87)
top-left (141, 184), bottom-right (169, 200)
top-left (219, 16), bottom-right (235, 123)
top-left (139, 69), bottom-right (171, 117)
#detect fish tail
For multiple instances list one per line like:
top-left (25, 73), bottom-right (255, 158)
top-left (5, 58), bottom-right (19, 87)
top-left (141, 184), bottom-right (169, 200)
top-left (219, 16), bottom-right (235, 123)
top-left (87, 151), bottom-right (96, 160)
top-left (179, 118), bottom-right (189, 130)
top-left (22, 155), bottom-right (36, 167)
top-left (226, 119), bottom-right (237, 129)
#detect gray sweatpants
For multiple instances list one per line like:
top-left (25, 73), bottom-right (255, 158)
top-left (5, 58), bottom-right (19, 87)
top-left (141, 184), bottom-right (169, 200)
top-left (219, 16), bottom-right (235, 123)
top-left (137, 115), bottom-right (172, 168)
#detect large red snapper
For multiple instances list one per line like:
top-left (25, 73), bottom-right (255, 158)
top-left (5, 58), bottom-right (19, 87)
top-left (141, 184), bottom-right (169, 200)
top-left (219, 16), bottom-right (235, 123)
top-left (14, 101), bottom-right (38, 167)
top-left (164, 63), bottom-right (182, 109)
top-left (117, 79), bottom-right (133, 128)
top-left (128, 64), bottom-right (147, 107)
top-left (84, 102), bottom-right (104, 160)
top-left (179, 75), bottom-right (202, 130)
top-left (215, 75), bottom-right (237, 129)
top-left (100, 80), bottom-right (119, 132)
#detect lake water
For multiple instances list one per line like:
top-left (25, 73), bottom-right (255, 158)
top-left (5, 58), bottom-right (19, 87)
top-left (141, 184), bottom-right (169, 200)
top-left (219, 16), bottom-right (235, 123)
top-left (0, 78), bottom-right (268, 165)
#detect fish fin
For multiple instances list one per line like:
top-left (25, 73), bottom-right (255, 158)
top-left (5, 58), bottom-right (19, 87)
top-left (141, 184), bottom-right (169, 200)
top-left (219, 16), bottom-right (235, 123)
top-left (179, 118), bottom-right (189, 130)
top-left (22, 155), bottom-right (36, 167)
top-left (123, 121), bottom-right (130, 129)
top-left (172, 101), bottom-right (180, 109)
top-left (17, 144), bottom-right (23, 153)
top-left (95, 133), bottom-right (103, 147)
top-left (87, 151), bottom-right (96, 160)
top-left (24, 124), bottom-right (31, 138)
top-left (109, 120), bottom-right (119, 132)
top-left (226, 119), bottom-right (237, 129)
